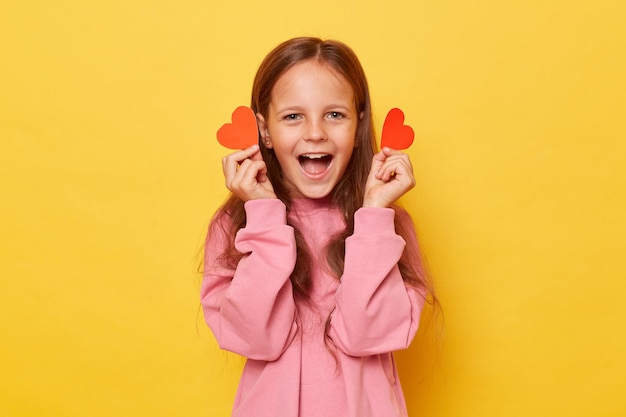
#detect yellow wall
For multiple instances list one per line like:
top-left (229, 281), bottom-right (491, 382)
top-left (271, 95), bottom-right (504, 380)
top-left (1, 1), bottom-right (624, 416)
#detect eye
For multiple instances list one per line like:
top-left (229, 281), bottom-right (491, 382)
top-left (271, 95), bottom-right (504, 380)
top-left (284, 113), bottom-right (302, 121)
top-left (327, 111), bottom-right (344, 119)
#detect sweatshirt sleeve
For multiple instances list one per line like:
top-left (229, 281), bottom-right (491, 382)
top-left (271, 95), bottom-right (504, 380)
top-left (200, 199), bottom-right (298, 361)
top-left (328, 207), bottom-right (425, 357)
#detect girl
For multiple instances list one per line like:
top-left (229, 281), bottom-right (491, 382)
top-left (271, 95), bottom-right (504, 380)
top-left (201, 37), bottom-right (435, 417)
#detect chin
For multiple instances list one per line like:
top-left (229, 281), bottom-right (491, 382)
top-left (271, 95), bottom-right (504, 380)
top-left (293, 184), bottom-right (335, 200)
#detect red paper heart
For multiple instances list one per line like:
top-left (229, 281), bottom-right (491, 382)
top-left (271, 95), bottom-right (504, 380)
top-left (380, 108), bottom-right (414, 150)
top-left (217, 106), bottom-right (259, 149)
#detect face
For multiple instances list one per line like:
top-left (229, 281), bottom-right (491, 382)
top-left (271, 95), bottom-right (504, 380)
top-left (257, 59), bottom-right (359, 200)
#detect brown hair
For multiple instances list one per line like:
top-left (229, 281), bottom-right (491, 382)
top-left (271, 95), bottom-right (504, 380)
top-left (210, 37), bottom-right (435, 306)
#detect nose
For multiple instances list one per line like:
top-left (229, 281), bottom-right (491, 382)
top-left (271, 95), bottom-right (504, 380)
top-left (303, 118), bottom-right (327, 142)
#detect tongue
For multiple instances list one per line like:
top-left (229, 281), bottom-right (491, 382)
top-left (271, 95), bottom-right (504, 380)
top-left (301, 158), bottom-right (328, 175)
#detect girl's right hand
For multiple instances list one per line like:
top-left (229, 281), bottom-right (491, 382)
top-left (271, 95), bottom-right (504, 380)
top-left (222, 144), bottom-right (276, 201)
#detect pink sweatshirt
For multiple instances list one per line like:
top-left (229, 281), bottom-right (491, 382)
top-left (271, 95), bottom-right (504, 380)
top-left (201, 198), bottom-right (425, 417)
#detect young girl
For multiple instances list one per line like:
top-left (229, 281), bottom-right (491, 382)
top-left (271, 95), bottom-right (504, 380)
top-left (201, 37), bottom-right (435, 417)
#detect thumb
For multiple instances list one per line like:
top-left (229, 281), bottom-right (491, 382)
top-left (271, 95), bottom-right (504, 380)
top-left (249, 146), bottom-right (263, 162)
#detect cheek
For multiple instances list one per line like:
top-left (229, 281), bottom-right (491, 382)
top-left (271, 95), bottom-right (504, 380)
top-left (341, 125), bottom-right (358, 149)
top-left (270, 125), bottom-right (301, 143)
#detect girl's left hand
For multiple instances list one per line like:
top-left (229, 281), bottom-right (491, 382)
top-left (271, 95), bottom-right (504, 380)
top-left (363, 148), bottom-right (416, 208)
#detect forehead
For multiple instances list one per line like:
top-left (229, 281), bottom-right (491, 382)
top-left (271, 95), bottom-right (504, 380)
top-left (270, 59), bottom-right (354, 104)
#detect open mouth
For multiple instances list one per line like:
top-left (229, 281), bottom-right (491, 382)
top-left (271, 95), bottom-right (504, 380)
top-left (298, 153), bottom-right (333, 175)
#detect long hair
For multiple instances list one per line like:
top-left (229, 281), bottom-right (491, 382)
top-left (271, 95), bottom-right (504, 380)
top-left (209, 37), bottom-right (435, 306)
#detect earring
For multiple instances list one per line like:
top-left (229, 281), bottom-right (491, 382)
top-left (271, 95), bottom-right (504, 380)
top-left (265, 134), bottom-right (271, 147)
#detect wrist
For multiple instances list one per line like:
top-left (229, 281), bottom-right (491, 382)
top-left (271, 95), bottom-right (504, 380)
top-left (362, 197), bottom-right (390, 208)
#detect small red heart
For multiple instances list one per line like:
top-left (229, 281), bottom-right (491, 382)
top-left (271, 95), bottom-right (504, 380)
top-left (217, 106), bottom-right (259, 149)
top-left (380, 108), bottom-right (414, 150)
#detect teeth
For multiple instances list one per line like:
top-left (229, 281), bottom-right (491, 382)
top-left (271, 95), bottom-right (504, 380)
top-left (301, 154), bottom-right (329, 159)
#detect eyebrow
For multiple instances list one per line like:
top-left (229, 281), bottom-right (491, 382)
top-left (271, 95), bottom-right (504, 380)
top-left (273, 104), bottom-right (353, 113)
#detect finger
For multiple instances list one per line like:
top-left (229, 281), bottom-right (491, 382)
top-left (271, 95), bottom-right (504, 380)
top-left (227, 160), bottom-right (257, 196)
top-left (249, 146), bottom-right (264, 162)
top-left (377, 162), bottom-right (399, 182)
top-left (381, 146), bottom-right (391, 155)
top-left (231, 158), bottom-right (260, 186)
top-left (222, 144), bottom-right (260, 180)
top-left (256, 161), bottom-right (269, 183)
top-left (240, 158), bottom-right (268, 184)
top-left (240, 160), bottom-right (271, 188)
top-left (381, 150), bottom-right (412, 169)
top-left (375, 154), bottom-right (402, 180)
top-left (224, 144), bottom-right (261, 166)
top-left (378, 155), bottom-right (413, 182)
top-left (381, 147), bottom-right (404, 157)
top-left (375, 148), bottom-right (409, 178)
top-left (370, 151), bottom-right (387, 178)
top-left (222, 155), bottom-right (238, 187)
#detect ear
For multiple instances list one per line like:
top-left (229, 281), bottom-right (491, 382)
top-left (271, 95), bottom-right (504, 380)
top-left (256, 113), bottom-right (272, 149)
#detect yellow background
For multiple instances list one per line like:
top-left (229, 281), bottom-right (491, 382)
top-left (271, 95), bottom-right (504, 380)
top-left (1, 0), bottom-right (624, 416)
